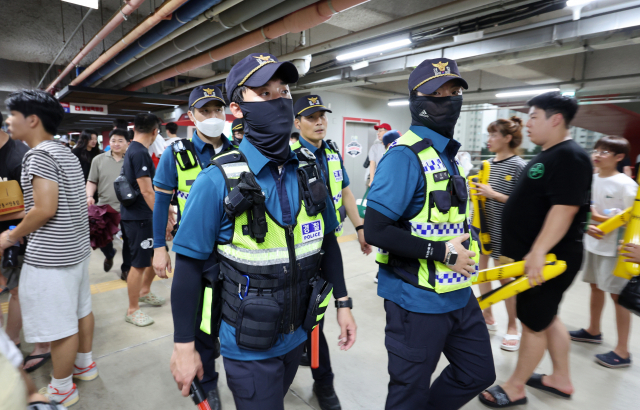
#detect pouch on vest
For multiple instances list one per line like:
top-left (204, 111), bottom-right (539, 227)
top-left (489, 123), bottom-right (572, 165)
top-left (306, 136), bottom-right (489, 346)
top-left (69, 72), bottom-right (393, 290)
top-left (448, 175), bottom-right (468, 221)
top-left (172, 140), bottom-right (199, 171)
top-left (298, 164), bottom-right (328, 217)
top-left (235, 295), bottom-right (283, 351)
top-left (114, 168), bottom-right (139, 207)
top-left (303, 277), bottom-right (334, 331)
top-left (223, 172), bottom-right (268, 243)
top-left (428, 190), bottom-right (452, 223)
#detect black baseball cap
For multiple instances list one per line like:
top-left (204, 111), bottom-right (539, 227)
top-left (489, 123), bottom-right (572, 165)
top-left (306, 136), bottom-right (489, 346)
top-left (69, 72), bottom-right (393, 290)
top-left (225, 53), bottom-right (299, 101)
top-left (189, 85), bottom-right (226, 109)
top-left (294, 95), bottom-right (332, 117)
top-left (231, 118), bottom-right (244, 133)
top-left (408, 58), bottom-right (468, 95)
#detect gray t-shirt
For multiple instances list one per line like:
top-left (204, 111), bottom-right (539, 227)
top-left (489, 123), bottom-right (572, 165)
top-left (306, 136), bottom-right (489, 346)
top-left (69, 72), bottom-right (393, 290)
top-left (88, 151), bottom-right (124, 212)
top-left (365, 139), bottom-right (386, 181)
top-left (21, 140), bottom-right (90, 267)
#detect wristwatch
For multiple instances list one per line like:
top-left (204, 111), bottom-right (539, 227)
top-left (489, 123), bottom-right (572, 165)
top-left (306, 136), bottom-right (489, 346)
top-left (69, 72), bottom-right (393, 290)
top-left (444, 242), bottom-right (458, 266)
top-left (335, 297), bottom-right (353, 309)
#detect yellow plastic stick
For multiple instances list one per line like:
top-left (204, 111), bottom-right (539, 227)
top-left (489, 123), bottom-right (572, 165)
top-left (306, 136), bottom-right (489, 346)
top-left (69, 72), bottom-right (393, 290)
top-left (614, 187), bottom-right (640, 279)
top-left (468, 161), bottom-right (492, 255)
top-left (596, 207), bottom-right (631, 235)
top-left (477, 261), bottom-right (567, 310)
top-left (474, 254), bottom-right (557, 284)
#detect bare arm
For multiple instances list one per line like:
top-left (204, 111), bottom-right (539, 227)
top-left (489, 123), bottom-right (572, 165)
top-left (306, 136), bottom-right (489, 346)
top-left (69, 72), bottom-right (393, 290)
top-left (0, 210), bottom-right (25, 222)
top-left (86, 181), bottom-right (97, 206)
top-left (341, 186), bottom-right (371, 254)
top-left (524, 204), bottom-right (579, 285)
top-left (368, 160), bottom-right (377, 187)
top-left (138, 177), bottom-right (155, 211)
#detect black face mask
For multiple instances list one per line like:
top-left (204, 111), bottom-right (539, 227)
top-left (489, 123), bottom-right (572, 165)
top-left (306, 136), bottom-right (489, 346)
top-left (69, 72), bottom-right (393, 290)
top-left (238, 98), bottom-right (294, 165)
top-left (409, 94), bottom-right (463, 139)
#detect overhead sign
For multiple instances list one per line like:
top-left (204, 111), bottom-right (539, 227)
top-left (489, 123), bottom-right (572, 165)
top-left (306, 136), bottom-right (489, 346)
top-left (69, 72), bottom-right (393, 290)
top-left (68, 103), bottom-right (108, 115)
top-left (346, 140), bottom-right (362, 158)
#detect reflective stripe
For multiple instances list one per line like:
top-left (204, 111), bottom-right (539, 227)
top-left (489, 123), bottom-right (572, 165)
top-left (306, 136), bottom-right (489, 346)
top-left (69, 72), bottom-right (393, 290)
top-left (200, 287), bottom-right (212, 334)
top-left (422, 158), bottom-right (445, 172)
top-left (220, 162), bottom-right (249, 179)
top-left (218, 238), bottom-right (323, 266)
top-left (436, 268), bottom-right (479, 284)
top-left (335, 223), bottom-right (343, 235)
top-left (378, 248), bottom-right (388, 255)
top-left (411, 222), bottom-right (465, 238)
top-left (177, 190), bottom-right (189, 201)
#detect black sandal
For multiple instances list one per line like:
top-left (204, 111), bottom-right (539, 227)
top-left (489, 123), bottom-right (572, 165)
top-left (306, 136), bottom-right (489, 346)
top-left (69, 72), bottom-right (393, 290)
top-left (526, 373), bottom-right (572, 398)
top-left (23, 352), bottom-right (51, 373)
top-left (479, 385), bottom-right (528, 408)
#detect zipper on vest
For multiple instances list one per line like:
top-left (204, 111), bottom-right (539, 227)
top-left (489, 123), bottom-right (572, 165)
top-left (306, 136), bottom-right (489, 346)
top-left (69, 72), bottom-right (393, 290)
top-left (285, 225), bottom-right (297, 333)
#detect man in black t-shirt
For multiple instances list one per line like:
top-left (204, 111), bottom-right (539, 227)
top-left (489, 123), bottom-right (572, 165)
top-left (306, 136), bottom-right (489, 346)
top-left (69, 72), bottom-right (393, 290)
top-left (480, 92), bottom-right (592, 407)
top-left (119, 113), bottom-right (165, 327)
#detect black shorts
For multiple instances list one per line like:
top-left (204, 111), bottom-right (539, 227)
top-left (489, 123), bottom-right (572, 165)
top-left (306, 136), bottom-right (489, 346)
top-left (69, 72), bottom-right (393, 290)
top-left (516, 251), bottom-right (583, 332)
top-left (121, 219), bottom-right (154, 269)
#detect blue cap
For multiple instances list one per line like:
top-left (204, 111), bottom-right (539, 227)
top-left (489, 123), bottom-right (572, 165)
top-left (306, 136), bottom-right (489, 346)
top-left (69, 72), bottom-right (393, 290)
top-left (382, 130), bottom-right (401, 147)
top-left (189, 85), bottom-right (226, 109)
top-left (226, 53), bottom-right (299, 102)
top-left (408, 58), bottom-right (468, 95)
top-left (294, 94), bottom-right (332, 117)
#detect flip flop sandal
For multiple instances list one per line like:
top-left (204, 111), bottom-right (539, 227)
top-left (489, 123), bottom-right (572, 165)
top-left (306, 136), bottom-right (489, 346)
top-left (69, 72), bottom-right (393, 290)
top-left (526, 373), bottom-right (571, 398)
top-left (501, 333), bottom-right (522, 352)
top-left (23, 352), bottom-right (52, 373)
top-left (479, 385), bottom-right (528, 408)
top-left (138, 292), bottom-right (166, 306)
top-left (125, 310), bottom-right (154, 327)
top-left (486, 322), bottom-right (499, 332)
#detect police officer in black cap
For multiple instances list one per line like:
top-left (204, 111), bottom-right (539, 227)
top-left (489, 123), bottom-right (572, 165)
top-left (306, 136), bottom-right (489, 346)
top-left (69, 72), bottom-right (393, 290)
top-left (169, 53), bottom-right (356, 410)
top-left (364, 58), bottom-right (495, 409)
top-left (231, 118), bottom-right (244, 146)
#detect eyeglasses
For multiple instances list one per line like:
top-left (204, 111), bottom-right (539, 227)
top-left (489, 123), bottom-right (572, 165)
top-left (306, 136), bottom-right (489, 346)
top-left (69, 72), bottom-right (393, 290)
top-left (591, 150), bottom-right (613, 157)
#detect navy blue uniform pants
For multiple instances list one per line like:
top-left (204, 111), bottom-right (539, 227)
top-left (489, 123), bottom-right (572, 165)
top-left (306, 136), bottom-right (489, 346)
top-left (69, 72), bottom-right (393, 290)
top-left (223, 343), bottom-right (304, 410)
top-left (384, 293), bottom-right (495, 410)
top-left (100, 226), bottom-right (131, 273)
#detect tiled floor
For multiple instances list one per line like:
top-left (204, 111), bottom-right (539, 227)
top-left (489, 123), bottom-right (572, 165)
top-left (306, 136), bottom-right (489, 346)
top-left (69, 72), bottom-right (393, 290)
top-left (3, 228), bottom-right (640, 409)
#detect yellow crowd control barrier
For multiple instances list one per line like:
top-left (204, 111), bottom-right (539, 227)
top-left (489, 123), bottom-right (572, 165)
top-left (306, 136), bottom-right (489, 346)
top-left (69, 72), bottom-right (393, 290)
top-left (476, 259), bottom-right (567, 311)
top-left (613, 187), bottom-right (640, 279)
top-left (596, 207), bottom-right (631, 235)
top-left (469, 160), bottom-right (492, 255)
top-left (475, 254), bottom-right (557, 284)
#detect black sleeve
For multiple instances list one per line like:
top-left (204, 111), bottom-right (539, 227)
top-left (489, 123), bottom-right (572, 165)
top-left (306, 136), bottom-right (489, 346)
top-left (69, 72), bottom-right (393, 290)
top-left (547, 148), bottom-right (592, 207)
top-left (364, 207), bottom-right (447, 262)
top-left (171, 253), bottom-right (205, 343)
top-left (320, 233), bottom-right (347, 299)
top-left (132, 151), bottom-right (153, 179)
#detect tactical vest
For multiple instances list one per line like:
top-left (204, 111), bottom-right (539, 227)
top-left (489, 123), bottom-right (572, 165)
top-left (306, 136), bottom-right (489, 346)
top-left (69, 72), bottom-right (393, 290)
top-left (209, 149), bottom-right (325, 351)
top-left (375, 130), bottom-right (480, 294)
top-left (291, 139), bottom-right (346, 236)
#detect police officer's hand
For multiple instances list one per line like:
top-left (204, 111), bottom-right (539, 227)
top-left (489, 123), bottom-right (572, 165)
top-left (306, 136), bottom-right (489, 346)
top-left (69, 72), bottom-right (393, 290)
top-left (524, 249), bottom-right (546, 287)
top-left (336, 303), bottom-right (357, 351)
top-left (153, 247), bottom-right (171, 279)
top-left (357, 230), bottom-right (372, 255)
top-left (170, 342), bottom-right (204, 397)
top-left (446, 233), bottom-right (476, 278)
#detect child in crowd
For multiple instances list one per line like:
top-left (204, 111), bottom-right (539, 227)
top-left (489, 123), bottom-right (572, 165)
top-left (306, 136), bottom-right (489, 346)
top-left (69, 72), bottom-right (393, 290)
top-left (472, 117), bottom-right (527, 351)
top-left (572, 135), bottom-right (637, 368)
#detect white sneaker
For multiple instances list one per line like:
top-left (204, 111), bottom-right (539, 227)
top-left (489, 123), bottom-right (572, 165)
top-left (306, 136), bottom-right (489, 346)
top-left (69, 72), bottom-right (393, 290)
top-left (39, 384), bottom-right (79, 407)
top-left (374, 275), bottom-right (378, 283)
top-left (73, 362), bottom-right (99, 381)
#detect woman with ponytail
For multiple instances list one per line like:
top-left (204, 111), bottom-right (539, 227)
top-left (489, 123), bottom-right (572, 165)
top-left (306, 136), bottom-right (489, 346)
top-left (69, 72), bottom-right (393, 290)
top-left (473, 116), bottom-right (527, 351)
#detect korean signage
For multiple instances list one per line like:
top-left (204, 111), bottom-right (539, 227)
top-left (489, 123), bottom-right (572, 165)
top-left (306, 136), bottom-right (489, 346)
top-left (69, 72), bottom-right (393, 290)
top-left (62, 102), bottom-right (109, 115)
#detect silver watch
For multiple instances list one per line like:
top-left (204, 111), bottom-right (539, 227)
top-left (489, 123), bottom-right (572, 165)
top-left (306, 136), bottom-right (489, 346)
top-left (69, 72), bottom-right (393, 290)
top-left (444, 242), bottom-right (458, 266)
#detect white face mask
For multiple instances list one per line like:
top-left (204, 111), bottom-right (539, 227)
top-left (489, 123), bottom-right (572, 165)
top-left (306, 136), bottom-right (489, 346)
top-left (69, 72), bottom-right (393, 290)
top-left (195, 117), bottom-right (225, 138)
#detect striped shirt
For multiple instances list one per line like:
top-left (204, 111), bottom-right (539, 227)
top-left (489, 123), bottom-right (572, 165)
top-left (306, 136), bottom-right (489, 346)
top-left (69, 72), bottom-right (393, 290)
top-left (21, 140), bottom-right (90, 267)
top-left (485, 155), bottom-right (527, 260)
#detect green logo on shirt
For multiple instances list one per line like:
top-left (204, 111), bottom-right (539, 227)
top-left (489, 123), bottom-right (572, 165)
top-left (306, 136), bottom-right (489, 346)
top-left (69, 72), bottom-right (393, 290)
top-left (528, 163), bottom-right (545, 179)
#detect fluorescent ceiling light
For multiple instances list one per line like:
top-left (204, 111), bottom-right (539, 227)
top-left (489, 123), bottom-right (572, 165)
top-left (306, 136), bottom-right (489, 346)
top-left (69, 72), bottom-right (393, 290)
top-left (566, 0), bottom-right (594, 7)
top-left (142, 102), bottom-right (179, 107)
top-left (562, 91), bottom-right (576, 97)
top-left (496, 88), bottom-right (560, 98)
top-left (62, 0), bottom-right (99, 9)
top-left (388, 100), bottom-right (409, 107)
top-left (337, 38), bottom-right (412, 61)
top-left (351, 61), bottom-right (370, 71)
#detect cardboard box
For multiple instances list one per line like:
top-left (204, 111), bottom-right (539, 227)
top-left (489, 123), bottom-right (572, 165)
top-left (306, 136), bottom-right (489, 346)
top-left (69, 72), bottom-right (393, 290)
top-left (0, 180), bottom-right (24, 216)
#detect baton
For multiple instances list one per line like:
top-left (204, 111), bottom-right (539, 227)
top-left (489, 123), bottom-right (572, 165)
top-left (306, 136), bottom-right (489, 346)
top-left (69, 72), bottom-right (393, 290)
top-left (311, 326), bottom-right (320, 369)
top-left (190, 379), bottom-right (212, 410)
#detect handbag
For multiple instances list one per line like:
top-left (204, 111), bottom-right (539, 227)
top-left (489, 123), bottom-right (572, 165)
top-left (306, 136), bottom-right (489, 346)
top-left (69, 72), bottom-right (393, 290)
top-left (618, 276), bottom-right (640, 317)
top-left (113, 167), bottom-right (139, 207)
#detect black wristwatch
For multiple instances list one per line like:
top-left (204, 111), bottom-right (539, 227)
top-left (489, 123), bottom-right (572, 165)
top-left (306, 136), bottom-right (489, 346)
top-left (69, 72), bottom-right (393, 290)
top-left (355, 225), bottom-right (364, 231)
top-left (335, 297), bottom-right (353, 309)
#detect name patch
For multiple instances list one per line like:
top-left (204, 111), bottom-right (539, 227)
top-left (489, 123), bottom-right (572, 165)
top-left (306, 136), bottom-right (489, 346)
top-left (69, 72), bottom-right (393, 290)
top-left (301, 221), bottom-right (323, 242)
top-left (333, 169), bottom-right (343, 182)
top-left (433, 171), bottom-right (449, 182)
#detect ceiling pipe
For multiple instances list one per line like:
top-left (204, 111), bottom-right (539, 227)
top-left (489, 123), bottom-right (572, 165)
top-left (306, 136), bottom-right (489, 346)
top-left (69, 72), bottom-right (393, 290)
top-left (125, 0), bottom-right (369, 91)
top-left (63, 0), bottom-right (191, 89)
top-left (45, 0), bottom-right (146, 93)
top-left (101, 0), bottom-right (292, 89)
top-left (92, 0), bottom-right (245, 87)
top-left (115, 0), bottom-right (318, 89)
top-left (81, 0), bottom-right (225, 86)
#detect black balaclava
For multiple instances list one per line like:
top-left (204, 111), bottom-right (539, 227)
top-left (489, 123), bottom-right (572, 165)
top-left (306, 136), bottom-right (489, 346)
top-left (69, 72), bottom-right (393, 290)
top-left (238, 98), bottom-right (294, 165)
top-left (409, 94), bottom-right (463, 139)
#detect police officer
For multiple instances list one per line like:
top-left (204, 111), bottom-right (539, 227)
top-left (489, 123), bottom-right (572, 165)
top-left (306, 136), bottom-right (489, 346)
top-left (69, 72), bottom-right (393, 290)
top-left (292, 94), bottom-right (370, 410)
top-left (169, 53), bottom-right (357, 410)
top-left (231, 118), bottom-right (244, 146)
top-left (152, 85), bottom-right (233, 409)
top-left (364, 58), bottom-right (496, 410)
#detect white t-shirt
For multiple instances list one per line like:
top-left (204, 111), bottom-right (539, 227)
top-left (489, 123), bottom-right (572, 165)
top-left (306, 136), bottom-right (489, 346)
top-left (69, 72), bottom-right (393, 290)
top-left (148, 134), bottom-right (166, 158)
top-left (585, 173), bottom-right (638, 256)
